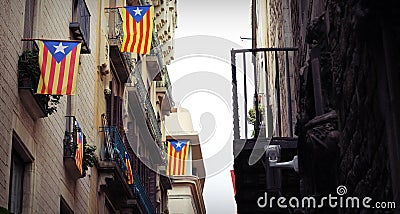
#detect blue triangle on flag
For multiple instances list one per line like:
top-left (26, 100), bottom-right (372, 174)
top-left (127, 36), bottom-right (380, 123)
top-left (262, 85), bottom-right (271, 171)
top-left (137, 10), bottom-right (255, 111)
top-left (43, 41), bottom-right (79, 63)
top-left (126, 6), bottom-right (151, 23)
top-left (170, 140), bottom-right (188, 152)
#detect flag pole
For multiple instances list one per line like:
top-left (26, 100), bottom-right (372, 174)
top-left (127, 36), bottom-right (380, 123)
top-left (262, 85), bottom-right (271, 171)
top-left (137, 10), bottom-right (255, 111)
top-left (104, 5), bottom-right (152, 10)
top-left (104, 6), bottom-right (124, 10)
top-left (21, 38), bottom-right (82, 43)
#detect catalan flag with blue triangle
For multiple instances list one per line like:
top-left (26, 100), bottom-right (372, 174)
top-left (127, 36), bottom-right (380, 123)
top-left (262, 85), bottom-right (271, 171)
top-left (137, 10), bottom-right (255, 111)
top-left (125, 152), bottom-right (134, 184)
top-left (37, 40), bottom-right (81, 95)
top-left (167, 140), bottom-right (190, 176)
top-left (120, 5), bottom-right (154, 54)
top-left (75, 120), bottom-right (84, 175)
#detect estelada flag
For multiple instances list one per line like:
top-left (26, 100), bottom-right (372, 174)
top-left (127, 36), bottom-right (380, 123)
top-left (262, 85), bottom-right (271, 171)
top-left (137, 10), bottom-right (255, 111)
top-left (167, 140), bottom-right (190, 176)
top-left (75, 121), bottom-right (84, 175)
top-left (120, 5), bottom-right (154, 54)
top-left (125, 152), bottom-right (134, 184)
top-left (37, 40), bottom-right (81, 95)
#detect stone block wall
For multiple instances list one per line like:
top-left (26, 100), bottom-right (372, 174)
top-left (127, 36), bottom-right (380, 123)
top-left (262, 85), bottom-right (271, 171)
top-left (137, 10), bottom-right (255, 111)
top-left (0, 0), bottom-right (98, 213)
top-left (291, 0), bottom-right (400, 212)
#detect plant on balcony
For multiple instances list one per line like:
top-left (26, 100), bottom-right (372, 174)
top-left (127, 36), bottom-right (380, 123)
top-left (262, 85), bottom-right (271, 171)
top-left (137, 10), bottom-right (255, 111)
top-left (64, 131), bottom-right (96, 177)
top-left (248, 104), bottom-right (265, 137)
top-left (0, 207), bottom-right (11, 214)
top-left (18, 49), bottom-right (61, 115)
top-left (82, 136), bottom-right (96, 177)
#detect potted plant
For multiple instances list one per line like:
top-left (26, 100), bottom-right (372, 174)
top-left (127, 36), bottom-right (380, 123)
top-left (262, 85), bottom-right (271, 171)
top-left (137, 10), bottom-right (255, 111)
top-left (18, 49), bottom-right (61, 115)
top-left (82, 136), bottom-right (96, 177)
top-left (248, 104), bottom-right (265, 137)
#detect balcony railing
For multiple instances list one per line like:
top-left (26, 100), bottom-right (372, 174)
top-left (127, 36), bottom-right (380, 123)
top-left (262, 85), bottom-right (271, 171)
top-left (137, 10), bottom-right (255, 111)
top-left (156, 68), bottom-right (174, 106)
top-left (63, 116), bottom-right (84, 179)
top-left (100, 126), bottom-right (155, 212)
top-left (99, 126), bottom-right (129, 178)
top-left (70, 0), bottom-right (91, 54)
top-left (134, 67), bottom-right (163, 147)
top-left (147, 47), bottom-right (163, 81)
top-left (130, 168), bottom-right (156, 214)
top-left (145, 97), bottom-right (163, 143)
top-left (108, 8), bottom-right (131, 83)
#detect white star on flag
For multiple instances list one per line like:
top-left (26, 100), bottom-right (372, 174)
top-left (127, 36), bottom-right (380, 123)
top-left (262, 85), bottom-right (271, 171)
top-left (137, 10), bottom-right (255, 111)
top-left (53, 42), bottom-right (68, 54)
top-left (176, 142), bottom-right (182, 148)
top-left (133, 7), bottom-right (142, 16)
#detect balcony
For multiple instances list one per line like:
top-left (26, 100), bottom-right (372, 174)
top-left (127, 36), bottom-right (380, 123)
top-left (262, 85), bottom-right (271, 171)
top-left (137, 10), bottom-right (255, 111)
top-left (129, 168), bottom-right (156, 214)
top-left (230, 48), bottom-right (300, 213)
top-left (69, 0), bottom-right (91, 54)
top-left (156, 68), bottom-right (174, 115)
top-left (146, 48), bottom-right (163, 81)
top-left (63, 116), bottom-right (84, 180)
top-left (108, 8), bottom-right (132, 83)
top-left (126, 68), bottom-right (165, 164)
top-left (98, 126), bottom-right (155, 212)
top-left (18, 44), bottom-right (60, 119)
top-left (135, 68), bottom-right (163, 147)
top-left (98, 126), bottom-right (133, 208)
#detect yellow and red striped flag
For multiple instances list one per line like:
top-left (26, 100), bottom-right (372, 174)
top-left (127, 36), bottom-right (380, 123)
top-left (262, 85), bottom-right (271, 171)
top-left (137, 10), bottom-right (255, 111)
top-left (167, 140), bottom-right (190, 176)
top-left (125, 152), bottom-right (134, 184)
top-left (75, 121), bottom-right (84, 175)
top-left (120, 5), bottom-right (154, 54)
top-left (37, 40), bottom-right (81, 95)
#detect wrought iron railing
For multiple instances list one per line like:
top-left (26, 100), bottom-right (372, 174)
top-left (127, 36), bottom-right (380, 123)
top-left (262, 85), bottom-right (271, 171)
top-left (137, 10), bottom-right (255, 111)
top-left (155, 69), bottom-right (175, 107)
top-left (133, 67), bottom-right (163, 147)
top-left (129, 168), bottom-right (156, 214)
top-left (63, 116), bottom-right (86, 178)
top-left (63, 116), bottom-right (79, 158)
top-left (145, 97), bottom-right (163, 142)
top-left (99, 126), bottom-right (128, 177)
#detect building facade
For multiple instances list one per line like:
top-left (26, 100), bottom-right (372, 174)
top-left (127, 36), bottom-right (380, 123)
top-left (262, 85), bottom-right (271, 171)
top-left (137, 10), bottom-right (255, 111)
top-left (165, 107), bottom-right (206, 214)
top-left (232, 0), bottom-right (400, 213)
top-left (0, 0), bottom-right (178, 213)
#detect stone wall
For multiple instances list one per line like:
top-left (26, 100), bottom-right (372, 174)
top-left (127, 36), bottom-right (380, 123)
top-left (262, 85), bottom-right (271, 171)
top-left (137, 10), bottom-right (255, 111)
top-left (291, 0), bottom-right (400, 212)
top-left (0, 0), bottom-right (98, 213)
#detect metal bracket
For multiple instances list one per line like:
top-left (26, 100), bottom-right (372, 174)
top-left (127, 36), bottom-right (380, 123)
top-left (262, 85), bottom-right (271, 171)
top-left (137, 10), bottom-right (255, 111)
top-left (266, 145), bottom-right (299, 172)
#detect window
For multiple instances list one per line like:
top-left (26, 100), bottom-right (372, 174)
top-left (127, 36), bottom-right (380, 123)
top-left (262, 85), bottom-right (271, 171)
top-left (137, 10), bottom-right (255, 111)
top-left (70, 0), bottom-right (91, 53)
top-left (60, 197), bottom-right (74, 214)
top-left (8, 134), bottom-right (34, 214)
top-left (8, 151), bottom-right (25, 213)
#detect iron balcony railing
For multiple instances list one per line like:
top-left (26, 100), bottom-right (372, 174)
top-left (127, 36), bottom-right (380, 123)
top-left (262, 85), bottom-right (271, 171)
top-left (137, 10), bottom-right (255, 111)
top-left (134, 67), bottom-right (163, 147)
top-left (145, 97), bottom-right (163, 142)
top-left (99, 127), bottom-right (154, 212)
top-left (129, 168), bottom-right (156, 214)
top-left (156, 68), bottom-right (175, 106)
top-left (63, 116), bottom-right (82, 159)
top-left (108, 7), bottom-right (134, 83)
top-left (99, 126), bottom-right (129, 177)
top-left (63, 116), bottom-right (85, 179)
top-left (231, 48), bottom-right (298, 139)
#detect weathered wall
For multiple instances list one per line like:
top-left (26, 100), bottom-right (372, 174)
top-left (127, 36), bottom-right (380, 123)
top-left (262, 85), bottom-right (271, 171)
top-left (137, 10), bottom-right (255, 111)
top-left (0, 0), bottom-right (98, 213)
top-left (292, 0), bottom-right (400, 212)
